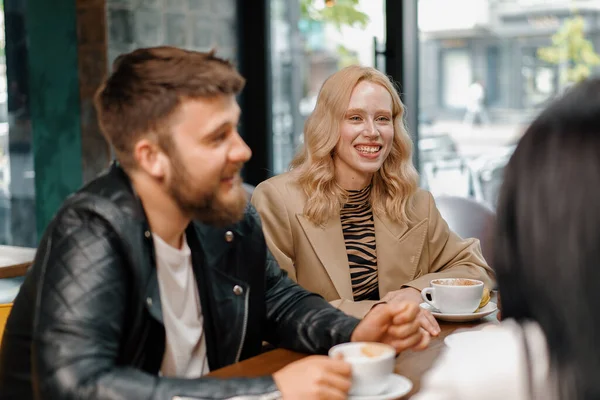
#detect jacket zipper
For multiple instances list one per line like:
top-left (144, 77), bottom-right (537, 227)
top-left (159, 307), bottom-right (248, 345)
top-left (234, 286), bottom-right (250, 363)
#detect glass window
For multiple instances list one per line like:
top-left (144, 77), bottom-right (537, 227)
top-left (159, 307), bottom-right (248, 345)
top-left (269, 0), bottom-right (386, 174)
top-left (442, 49), bottom-right (472, 108)
top-left (418, 0), bottom-right (599, 209)
top-left (0, 0), bottom-right (36, 247)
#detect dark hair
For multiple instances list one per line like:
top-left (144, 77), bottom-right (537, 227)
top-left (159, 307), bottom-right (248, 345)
top-left (495, 79), bottom-right (600, 399)
top-left (94, 46), bottom-right (245, 169)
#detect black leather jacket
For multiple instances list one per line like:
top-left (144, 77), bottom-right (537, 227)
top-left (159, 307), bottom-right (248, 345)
top-left (0, 164), bottom-right (360, 400)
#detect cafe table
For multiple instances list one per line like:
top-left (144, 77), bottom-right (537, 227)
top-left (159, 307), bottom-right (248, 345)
top-left (0, 245), bottom-right (36, 279)
top-left (208, 314), bottom-right (499, 399)
top-left (0, 245), bottom-right (36, 341)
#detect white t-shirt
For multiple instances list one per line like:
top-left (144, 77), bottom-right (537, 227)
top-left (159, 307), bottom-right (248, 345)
top-left (153, 233), bottom-right (209, 378)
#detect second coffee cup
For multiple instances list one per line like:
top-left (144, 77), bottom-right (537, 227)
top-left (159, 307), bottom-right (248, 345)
top-left (421, 278), bottom-right (484, 314)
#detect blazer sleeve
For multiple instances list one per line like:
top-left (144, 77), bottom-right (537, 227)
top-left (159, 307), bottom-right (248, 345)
top-left (404, 192), bottom-right (495, 290)
top-left (251, 180), bottom-right (297, 281)
top-left (329, 299), bottom-right (382, 319)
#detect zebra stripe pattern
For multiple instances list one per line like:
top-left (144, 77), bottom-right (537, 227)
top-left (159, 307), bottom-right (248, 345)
top-left (340, 185), bottom-right (379, 301)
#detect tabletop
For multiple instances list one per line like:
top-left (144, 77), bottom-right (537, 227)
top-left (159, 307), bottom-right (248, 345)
top-left (0, 245), bottom-right (35, 279)
top-left (208, 314), bottom-right (499, 399)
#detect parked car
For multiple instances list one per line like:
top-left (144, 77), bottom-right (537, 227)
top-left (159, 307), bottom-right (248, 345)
top-left (469, 144), bottom-right (516, 208)
top-left (419, 133), bottom-right (467, 176)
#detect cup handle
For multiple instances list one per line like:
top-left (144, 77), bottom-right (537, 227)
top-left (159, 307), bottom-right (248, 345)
top-left (421, 287), bottom-right (437, 309)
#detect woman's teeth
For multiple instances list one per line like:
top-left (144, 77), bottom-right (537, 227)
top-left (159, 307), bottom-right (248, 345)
top-left (355, 146), bottom-right (380, 153)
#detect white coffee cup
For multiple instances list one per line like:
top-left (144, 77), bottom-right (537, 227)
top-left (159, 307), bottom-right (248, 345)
top-left (328, 342), bottom-right (395, 396)
top-left (421, 278), bottom-right (484, 314)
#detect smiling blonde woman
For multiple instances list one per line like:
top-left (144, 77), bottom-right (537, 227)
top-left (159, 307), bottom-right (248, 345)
top-left (252, 66), bottom-right (494, 331)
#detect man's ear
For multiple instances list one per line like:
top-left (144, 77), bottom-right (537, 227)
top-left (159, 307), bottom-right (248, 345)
top-left (133, 138), bottom-right (169, 179)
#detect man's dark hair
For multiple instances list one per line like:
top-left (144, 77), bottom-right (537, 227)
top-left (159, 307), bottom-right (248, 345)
top-left (94, 46), bottom-right (245, 169)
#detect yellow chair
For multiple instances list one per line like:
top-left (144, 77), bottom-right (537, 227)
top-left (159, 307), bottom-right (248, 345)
top-left (0, 275), bottom-right (27, 344)
top-left (0, 303), bottom-right (12, 344)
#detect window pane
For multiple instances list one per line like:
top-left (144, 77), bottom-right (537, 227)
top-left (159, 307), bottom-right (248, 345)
top-left (270, 0), bottom-right (385, 174)
top-left (0, 0), bottom-right (36, 247)
top-left (418, 0), bottom-right (597, 209)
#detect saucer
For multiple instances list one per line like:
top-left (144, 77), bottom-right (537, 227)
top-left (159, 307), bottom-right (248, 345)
top-left (419, 302), bottom-right (498, 322)
top-left (349, 374), bottom-right (413, 400)
top-left (444, 330), bottom-right (486, 347)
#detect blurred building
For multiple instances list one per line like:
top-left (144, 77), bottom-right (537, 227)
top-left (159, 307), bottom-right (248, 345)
top-left (419, 0), bottom-right (600, 124)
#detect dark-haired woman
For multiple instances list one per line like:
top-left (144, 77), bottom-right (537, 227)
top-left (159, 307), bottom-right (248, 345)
top-left (415, 79), bottom-right (600, 400)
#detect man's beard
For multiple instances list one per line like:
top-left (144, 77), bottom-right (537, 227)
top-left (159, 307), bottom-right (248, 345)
top-left (166, 152), bottom-right (248, 227)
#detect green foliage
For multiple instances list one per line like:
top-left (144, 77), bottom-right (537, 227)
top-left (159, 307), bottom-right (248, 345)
top-left (336, 44), bottom-right (360, 67)
top-left (300, 0), bottom-right (369, 31)
top-left (537, 15), bottom-right (600, 83)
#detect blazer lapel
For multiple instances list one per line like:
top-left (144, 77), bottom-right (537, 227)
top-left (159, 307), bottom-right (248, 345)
top-left (374, 213), bottom-right (428, 294)
top-left (374, 213), bottom-right (409, 240)
top-left (296, 214), bottom-right (354, 300)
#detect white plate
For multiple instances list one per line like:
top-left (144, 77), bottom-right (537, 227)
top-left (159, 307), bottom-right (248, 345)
top-left (349, 374), bottom-right (413, 400)
top-left (443, 330), bottom-right (485, 347)
top-left (419, 301), bottom-right (498, 322)
top-left (444, 324), bottom-right (502, 348)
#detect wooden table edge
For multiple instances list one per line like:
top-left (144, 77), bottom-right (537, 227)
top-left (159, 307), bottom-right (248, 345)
top-left (0, 262), bottom-right (31, 279)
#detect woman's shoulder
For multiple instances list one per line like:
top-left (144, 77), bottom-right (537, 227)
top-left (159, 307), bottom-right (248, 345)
top-left (415, 320), bottom-right (548, 400)
top-left (253, 172), bottom-right (307, 211)
top-left (407, 188), bottom-right (434, 220)
top-left (255, 172), bottom-right (303, 196)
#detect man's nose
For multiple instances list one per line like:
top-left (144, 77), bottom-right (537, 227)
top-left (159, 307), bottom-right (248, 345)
top-left (229, 131), bottom-right (252, 163)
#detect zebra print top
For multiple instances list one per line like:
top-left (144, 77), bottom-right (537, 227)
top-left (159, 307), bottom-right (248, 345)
top-left (341, 185), bottom-right (379, 301)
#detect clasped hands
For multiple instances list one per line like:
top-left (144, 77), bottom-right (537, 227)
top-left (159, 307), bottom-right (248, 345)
top-left (379, 287), bottom-right (441, 337)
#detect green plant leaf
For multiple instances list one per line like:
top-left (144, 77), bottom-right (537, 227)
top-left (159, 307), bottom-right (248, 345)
top-left (537, 15), bottom-right (600, 83)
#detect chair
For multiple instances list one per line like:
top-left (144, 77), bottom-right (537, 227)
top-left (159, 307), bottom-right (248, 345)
top-left (434, 195), bottom-right (495, 266)
top-left (0, 276), bottom-right (24, 344)
top-left (0, 303), bottom-right (11, 343)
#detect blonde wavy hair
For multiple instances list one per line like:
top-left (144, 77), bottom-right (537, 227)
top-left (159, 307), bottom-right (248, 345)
top-left (290, 65), bottom-right (419, 226)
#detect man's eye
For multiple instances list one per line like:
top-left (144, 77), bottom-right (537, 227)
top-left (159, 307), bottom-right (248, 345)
top-left (214, 132), bottom-right (227, 142)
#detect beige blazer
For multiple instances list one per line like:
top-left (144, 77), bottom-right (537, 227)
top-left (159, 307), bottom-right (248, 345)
top-left (251, 172), bottom-right (495, 318)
